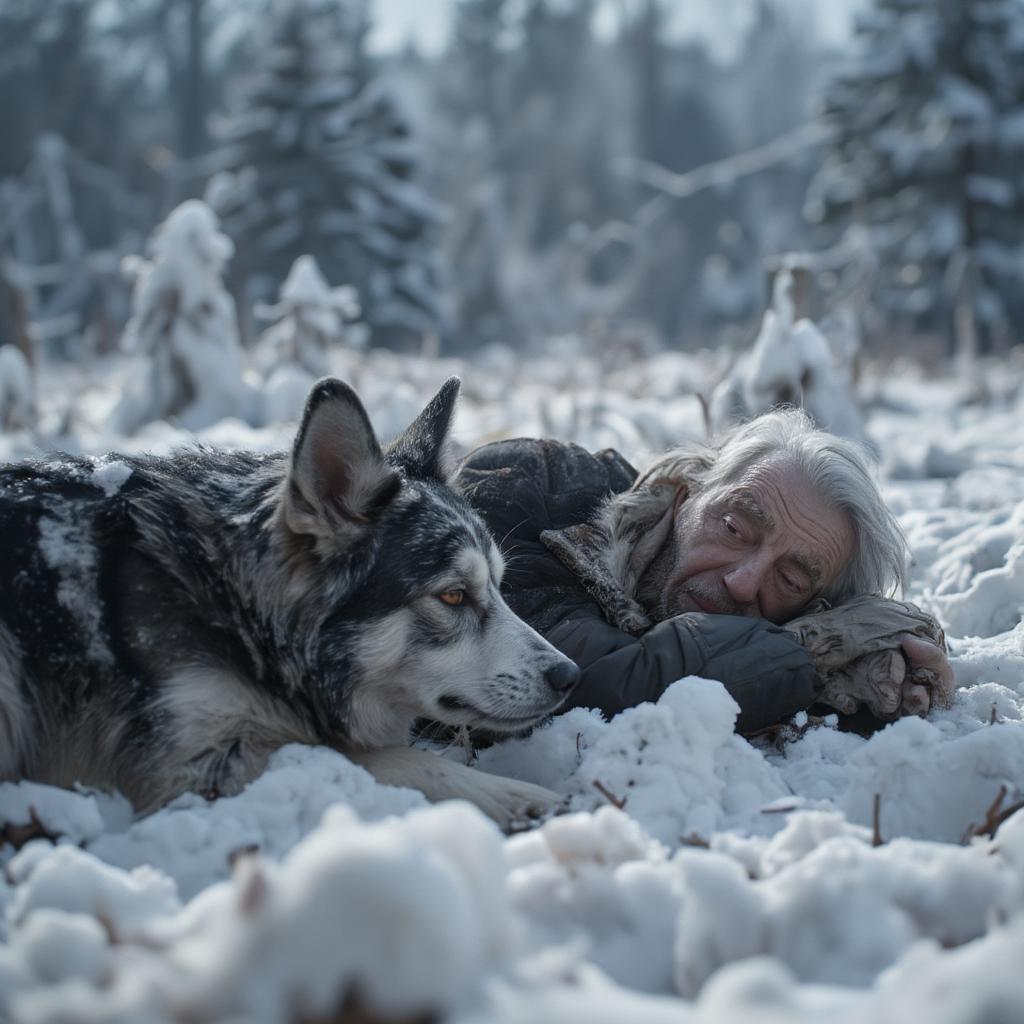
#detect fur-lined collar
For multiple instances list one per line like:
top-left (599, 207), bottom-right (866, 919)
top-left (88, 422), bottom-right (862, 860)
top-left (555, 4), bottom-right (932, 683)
top-left (540, 477), bottom-right (680, 637)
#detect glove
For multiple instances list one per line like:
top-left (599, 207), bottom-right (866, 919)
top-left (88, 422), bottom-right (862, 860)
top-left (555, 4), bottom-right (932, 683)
top-left (783, 596), bottom-right (951, 720)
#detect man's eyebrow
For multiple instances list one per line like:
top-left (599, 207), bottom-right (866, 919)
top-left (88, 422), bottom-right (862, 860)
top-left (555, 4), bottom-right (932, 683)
top-left (787, 552), bottom-right (823, 586)
top-left (728, 491), bottom-right (775, 530)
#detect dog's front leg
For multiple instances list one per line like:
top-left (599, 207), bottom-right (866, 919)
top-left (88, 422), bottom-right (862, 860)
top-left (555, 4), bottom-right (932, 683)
top-left (348, 746), bottom-right (565, 832)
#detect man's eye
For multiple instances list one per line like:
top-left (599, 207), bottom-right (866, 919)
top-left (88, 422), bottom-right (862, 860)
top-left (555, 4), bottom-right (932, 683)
top-left (438, 590), bottom-right (465, 606)
top-left (779, 573), bottom-right (803, 594)
top-left (723, 516), bottom-right (740, 536)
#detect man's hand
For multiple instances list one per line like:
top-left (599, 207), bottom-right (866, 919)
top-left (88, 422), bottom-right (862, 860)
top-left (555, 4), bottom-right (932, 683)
top-left (784, 596), bottom-right (954, 721)
top-left (900, 634), bottom-right (955, 712)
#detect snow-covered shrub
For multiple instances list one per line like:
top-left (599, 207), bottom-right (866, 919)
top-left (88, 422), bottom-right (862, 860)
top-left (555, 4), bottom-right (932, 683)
top-left (254, 255), bottom-right (361, 379)
top-left (710, 270), bottom-right (865, 441)
top-left (111, 200), bottom-right (256, 434)
top-left (255, 255), bottom-right (362, 424)
top-left (0, 345), bottom-right (34, 432)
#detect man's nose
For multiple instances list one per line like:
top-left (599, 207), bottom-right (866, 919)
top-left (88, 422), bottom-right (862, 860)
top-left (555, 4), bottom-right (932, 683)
top-left (722, 552), bottom-right (771, 609)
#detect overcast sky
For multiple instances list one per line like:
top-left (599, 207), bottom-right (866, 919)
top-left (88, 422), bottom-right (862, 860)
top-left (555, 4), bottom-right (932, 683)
top-left (368, 0), bottom-right (869, 62)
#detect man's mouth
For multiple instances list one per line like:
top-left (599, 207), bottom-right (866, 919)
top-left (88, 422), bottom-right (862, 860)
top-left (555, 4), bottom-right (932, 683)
top-left (675, 584), bottom-right (736, 617)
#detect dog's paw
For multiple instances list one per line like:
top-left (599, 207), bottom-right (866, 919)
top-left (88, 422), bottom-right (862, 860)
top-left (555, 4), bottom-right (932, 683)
top-left (469, 774), bottom-right (566, 832)
top-left (196, 740), bottom-right (266, 802)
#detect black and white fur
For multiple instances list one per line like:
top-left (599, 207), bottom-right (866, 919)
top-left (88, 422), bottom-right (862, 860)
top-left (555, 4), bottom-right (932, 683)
top-left (0, 378), bottom-right (579, 827)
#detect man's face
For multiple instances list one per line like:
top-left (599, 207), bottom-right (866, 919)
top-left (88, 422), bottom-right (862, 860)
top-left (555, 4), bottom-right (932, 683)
top-left (659, 457), bottom-right (854, 625)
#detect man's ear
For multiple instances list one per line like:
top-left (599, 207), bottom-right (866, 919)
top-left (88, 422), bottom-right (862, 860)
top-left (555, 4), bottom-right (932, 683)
top-left (386, 377), bottom-right (460, 483)
top-left (283, 378), bottom-right (400, 548)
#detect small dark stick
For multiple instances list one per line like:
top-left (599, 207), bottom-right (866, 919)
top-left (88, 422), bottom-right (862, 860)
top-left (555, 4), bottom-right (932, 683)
top-left (872, 793), bottom-right (884, 846)
top-left (963, 784), bottom-right (1024, 842)
top-left (761, 804), bottom-right (801, 815)
top-left (592, 779), bottom-right (627, 810)
top-left (680, 833), bottom-right (710, 848)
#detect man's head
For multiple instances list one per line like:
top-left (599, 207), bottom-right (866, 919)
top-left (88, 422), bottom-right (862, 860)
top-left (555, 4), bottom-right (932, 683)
top-left (636, 409), bottom-right (907, 625)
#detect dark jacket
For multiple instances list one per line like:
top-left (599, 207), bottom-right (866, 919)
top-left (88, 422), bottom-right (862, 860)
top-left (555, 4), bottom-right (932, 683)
top-left (455, 438), bottom-right (822, 734)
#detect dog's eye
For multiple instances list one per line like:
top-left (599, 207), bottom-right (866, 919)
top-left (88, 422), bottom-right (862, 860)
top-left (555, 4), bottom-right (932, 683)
top-left (438, 590), bottom-right (465, 606)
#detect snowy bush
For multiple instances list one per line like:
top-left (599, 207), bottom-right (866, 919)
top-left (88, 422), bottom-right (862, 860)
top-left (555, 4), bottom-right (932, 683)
top-left (110, 200), bottom-right (257, 434)
top-left (255, 255), bottom-right (362, 424)
top-left (710, 270), bottom-right (865, 440)
top-left (254, 255), bottom-right (361, 379)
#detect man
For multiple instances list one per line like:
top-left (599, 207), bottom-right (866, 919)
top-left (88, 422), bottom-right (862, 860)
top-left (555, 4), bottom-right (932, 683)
top-left (455, 408), bottom-right (953, 734)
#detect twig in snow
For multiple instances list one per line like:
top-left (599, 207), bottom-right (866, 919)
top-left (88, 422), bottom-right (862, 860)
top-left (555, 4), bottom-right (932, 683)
top-left (592, 779), bottom-right (627, 810)
top-left (227, 843), bottom-right (260, 868)
top-left (0, 807), bottom-right (60, 851)
top-left (761, 804), bottom-right (802, 815)
top-left (696, 392), bottom-right (712, 440)
top-left (989, 703), bottom-right (1001, 725)
top-left (236, 858), bottom-right (268, 916)
top-left (872, 793), bottom-right (884, 847)
top-left (962, 785), bottom-right (1024, 843)
top-left (680, 833), bottom-right (710, 848)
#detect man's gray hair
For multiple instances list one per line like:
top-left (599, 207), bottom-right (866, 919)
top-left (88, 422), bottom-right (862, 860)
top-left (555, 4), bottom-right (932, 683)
top-left (638, 408), bottom-right (908, 605)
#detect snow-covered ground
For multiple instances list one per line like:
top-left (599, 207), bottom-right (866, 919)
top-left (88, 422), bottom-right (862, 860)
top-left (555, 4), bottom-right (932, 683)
top-left (2, 346), bottom-right (1024, 1023)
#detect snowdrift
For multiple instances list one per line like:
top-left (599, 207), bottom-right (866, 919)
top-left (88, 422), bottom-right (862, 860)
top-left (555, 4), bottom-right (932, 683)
top-left (2, 351), bottom-right (1024, 1022)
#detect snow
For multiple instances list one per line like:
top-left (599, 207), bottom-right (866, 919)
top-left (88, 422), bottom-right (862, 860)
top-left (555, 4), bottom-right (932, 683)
top-left (2, 343), bottom-right (1024, 1022)
top-left (37, 503), bottom-right (112, 667)
top-left (88, 458), bottom-right (132, 497)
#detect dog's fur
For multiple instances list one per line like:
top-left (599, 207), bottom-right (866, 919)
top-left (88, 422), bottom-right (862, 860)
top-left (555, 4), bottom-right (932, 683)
top-left (0, 378), bottom-right (578, 827)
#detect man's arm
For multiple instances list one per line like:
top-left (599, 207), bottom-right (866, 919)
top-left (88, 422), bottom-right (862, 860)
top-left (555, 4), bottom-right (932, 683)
top-left (547, 607), bottom-right (823, 734)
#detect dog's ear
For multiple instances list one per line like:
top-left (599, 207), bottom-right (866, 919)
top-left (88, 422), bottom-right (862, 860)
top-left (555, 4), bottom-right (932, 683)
top-left (284, 379), bottom-right (400, 547)
top-left (386, 377), bottom-right (460, 483)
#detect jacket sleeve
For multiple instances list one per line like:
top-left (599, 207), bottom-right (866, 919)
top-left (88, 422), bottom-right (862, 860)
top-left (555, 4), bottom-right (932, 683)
top-left (546, 607), bottom-right (823, 734)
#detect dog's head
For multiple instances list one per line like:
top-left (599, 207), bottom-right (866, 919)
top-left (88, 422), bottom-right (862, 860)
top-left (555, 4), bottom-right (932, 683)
top-left (279, 377), bottom-right (580, 746)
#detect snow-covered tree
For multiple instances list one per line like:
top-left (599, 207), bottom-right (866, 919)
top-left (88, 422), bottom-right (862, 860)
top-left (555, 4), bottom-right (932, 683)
top-left (206, 0), bottom-right (446, 349)
top-left (112, 199), bottom-right (254, 433)
top-left (805, 0), bottom-right (1024, 351)
top-left (710, 270), bottom-right (866, 441)
top-left (254, 254), bottom-right (361, 378)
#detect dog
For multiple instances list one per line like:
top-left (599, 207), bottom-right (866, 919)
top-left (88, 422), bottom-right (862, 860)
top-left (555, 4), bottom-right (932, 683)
top-left (0, 377), bottom-right (580, 828)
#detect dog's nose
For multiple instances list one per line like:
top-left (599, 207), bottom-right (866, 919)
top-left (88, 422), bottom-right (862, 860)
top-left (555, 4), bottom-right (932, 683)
top-left (545, 659), bottom-right (580, 693)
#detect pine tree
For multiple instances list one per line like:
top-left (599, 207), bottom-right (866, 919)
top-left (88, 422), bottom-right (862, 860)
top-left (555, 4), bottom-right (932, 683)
top-left (805, 0), bottom-right (1024, 351)
top-left (206, 0), bottom-right (446, 349)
